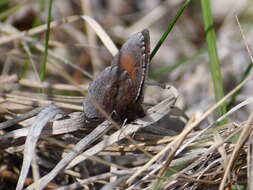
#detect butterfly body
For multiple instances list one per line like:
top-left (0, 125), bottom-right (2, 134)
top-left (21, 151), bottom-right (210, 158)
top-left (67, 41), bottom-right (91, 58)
top-left (84, 29), bottom-right (150, 123)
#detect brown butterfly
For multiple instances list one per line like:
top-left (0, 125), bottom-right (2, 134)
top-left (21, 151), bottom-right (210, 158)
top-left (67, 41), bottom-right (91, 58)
top-left (84, 29), bottom-right (150, 123)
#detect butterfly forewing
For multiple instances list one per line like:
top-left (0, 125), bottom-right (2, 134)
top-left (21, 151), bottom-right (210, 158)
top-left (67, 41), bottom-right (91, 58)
top-left (112, 29), bottom-right (150, 103)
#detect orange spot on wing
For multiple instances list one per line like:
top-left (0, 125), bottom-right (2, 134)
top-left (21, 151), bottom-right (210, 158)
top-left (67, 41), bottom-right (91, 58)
top-left (120, 53), bottom-right (136, 81)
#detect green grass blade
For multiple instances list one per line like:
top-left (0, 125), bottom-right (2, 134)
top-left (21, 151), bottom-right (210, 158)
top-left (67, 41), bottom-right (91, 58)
top-left (201, 0), bottom-right (227, 122)
top-left (40, 0), bottom-right (53, 82)
top-left (150, 0), bottom-right (192, 61)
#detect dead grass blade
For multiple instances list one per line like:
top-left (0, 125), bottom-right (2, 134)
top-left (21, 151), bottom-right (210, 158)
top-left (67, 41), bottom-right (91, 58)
top-left (163, 126), bottom-right (241, 189)
top-left (126, 74), bottom-right (251, 185)
top-left (0, 14), bottom-right (118, 56)
top-left (81, 15), bottom-right (118, 56)
top-left (176, 96), bottom-right (253, 158)
top-left (27, 120), bottom-right (113, 190)
top-left (0, 112), bottom-right (86, 147)
top-left (16, 104), bottom-right (62, 190)
top-left (80, 0), bottom-right (103, 74)
top-left (219, 113), bottom-right (253, 189)
top-left (26, 85), bottom-right (177, 189)
top-left (67, 86), bottom-right (178, 169)
top-left (0, 107), bottom-right (43, 130)
top-left (0, 14), bottom-right (118, 79)
top-left (0, 16), bottom-right (80, 45)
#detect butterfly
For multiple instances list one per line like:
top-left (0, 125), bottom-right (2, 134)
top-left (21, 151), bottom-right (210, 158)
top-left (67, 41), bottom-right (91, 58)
top-left (84, 29), bottom-right (150, 123)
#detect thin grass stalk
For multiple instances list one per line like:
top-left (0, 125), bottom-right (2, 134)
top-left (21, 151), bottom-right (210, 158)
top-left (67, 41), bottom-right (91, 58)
top-left (201, 0), bottom-right (227, 122)
top-left (150, 0), bottom-right (192, 61)
top-left (40, 0), bottom-right (53, 82)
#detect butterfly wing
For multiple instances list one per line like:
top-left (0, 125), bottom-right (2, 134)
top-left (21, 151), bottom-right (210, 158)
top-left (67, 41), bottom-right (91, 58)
top-left (112, 29), bottom-right (150, 103)
top-left (84, 29), bottom-right (150, 122)
top-left (84, 65), bottom-right (136, 120)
